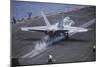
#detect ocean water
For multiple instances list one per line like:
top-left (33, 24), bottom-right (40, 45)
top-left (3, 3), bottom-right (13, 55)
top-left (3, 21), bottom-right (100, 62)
top-left (11, 1), bottom-right (86, 20)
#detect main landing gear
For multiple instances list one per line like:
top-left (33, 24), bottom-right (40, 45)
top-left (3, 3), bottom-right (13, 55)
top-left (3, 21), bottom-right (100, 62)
top-left (63, 32), bottom-right (69, 39)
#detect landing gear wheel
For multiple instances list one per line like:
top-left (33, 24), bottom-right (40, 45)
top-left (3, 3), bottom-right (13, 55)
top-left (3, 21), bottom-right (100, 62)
top-left (66, 32), bottom-right (69, 39)
top-left (63, 32), bottom-right (69, 40)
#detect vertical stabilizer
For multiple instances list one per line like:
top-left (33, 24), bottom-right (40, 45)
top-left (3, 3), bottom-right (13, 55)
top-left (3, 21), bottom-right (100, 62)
top-left (41, 11), bottom-right (51, 27)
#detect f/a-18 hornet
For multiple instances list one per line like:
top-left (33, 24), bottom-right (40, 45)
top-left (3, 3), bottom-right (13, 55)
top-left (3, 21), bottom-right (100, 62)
top-left (21, 11), bottom-right (88, 39)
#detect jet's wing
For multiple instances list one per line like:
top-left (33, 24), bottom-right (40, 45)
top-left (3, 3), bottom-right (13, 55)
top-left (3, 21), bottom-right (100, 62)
top-left (21, 12), bottom-right (51, 32)
top-left (41, 11), bottom-right (51, 27)
top-left (21, 26), bottom-right (48, 32)
top-left (63, 26), bottom-right (88, 33)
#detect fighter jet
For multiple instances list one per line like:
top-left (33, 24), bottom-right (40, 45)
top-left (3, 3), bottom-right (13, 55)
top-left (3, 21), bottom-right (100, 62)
top-left (21, 11), bottom-right (88, 38)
